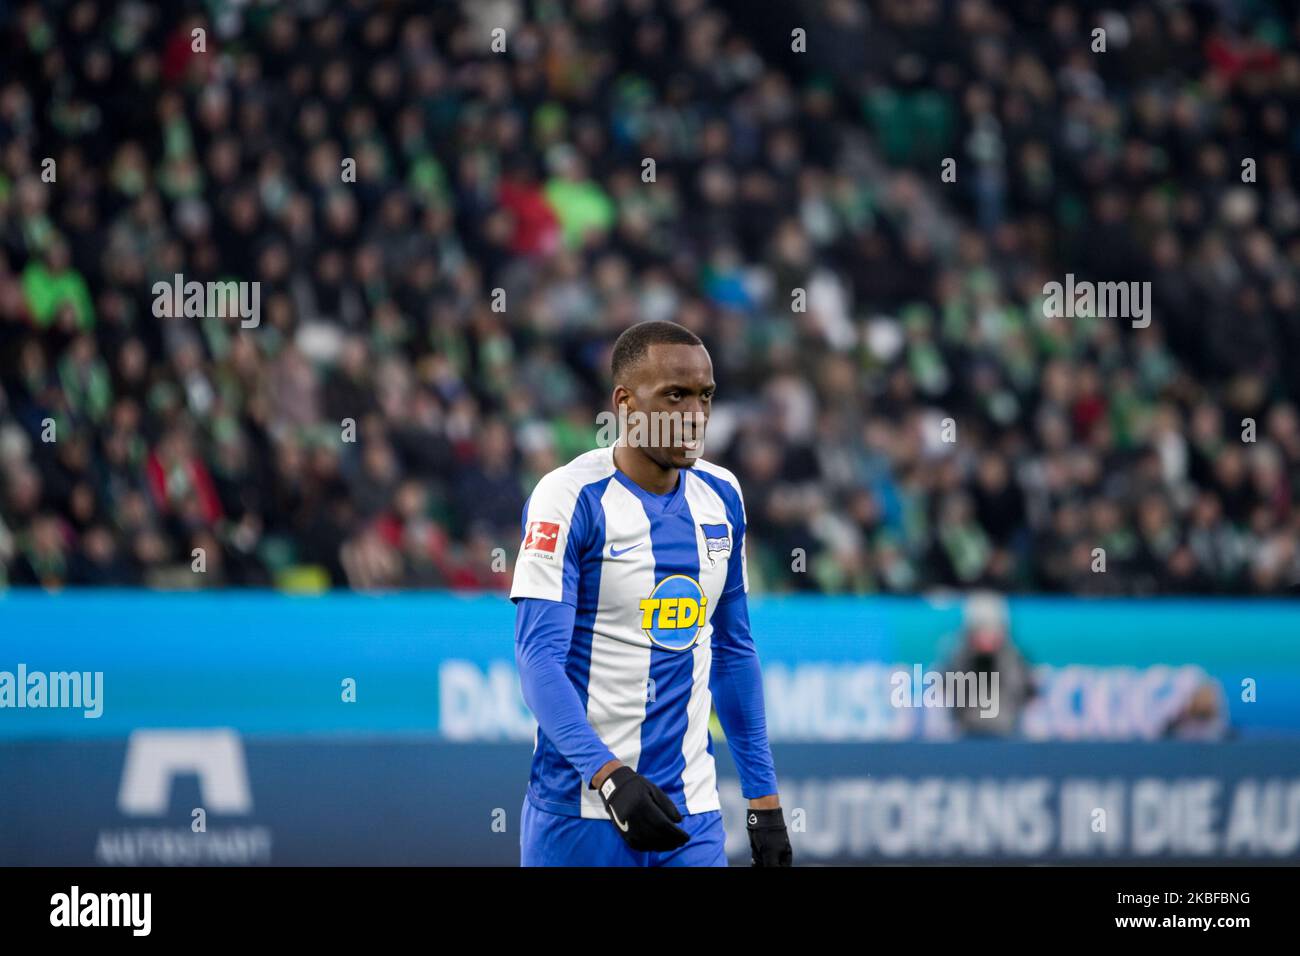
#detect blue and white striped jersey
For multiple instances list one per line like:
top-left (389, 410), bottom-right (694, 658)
top-left (511, 446), bottom-right (776, 819)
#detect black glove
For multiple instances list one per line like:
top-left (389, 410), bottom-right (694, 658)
top-left (596, 766), bottom-right (690, 852)
top-left (746, 808), bottom-right (793, 866)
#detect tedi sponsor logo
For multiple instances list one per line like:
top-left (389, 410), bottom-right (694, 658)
top-left (1042, 273), bottom-right (1151, 328)
top-left (50, 886), bottom-right (151, 936)
top-left (0, 664), bottom-right (102, 718)
top-left (152, 273), bottom-right (260, 327)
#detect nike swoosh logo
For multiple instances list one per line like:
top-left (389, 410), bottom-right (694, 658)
top-left (609, 543), bottom-right (641, 557)
top-left (609, 806), bottom-right (631, 832)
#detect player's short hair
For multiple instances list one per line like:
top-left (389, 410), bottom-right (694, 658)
top-left (611, 320), bottom-right (703, 382)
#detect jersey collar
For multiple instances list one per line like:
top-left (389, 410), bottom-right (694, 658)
top-left (609, 445), bottom-right (688, 515)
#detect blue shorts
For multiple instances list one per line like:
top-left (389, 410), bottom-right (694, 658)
top-left (520, 796), bottom-right (729, 867)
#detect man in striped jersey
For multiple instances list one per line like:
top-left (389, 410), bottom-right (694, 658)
top-left (512, 320), bottom-right (791, 867)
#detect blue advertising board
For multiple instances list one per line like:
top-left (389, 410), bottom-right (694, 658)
top-left (2, 591), bottom-right (1298, 739)
top-left (2, 591), bottom-right (1299, 864)
top-left (1, 738), bottom-right (1297, 865)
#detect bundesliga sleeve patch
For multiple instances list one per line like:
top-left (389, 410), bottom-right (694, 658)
top-left (523, 520), bottom-right (561, 553)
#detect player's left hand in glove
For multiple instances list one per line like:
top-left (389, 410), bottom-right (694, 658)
top-left (597, 766), bottom-right (690, 852)
top-left (747, 807), bottom-right (793, 866)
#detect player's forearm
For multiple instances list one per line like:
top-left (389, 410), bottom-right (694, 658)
top-left (515, 598), bottom-right (617, 784)
top-left (713, 660), bottom-right (780, 798)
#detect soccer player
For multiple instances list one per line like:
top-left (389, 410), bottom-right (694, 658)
top-left (511, 320), bottom-right (792, 867)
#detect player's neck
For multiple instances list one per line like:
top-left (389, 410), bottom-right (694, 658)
top-left (613, 444), bottom-right (679, 496)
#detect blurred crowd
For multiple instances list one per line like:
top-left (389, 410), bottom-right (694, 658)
top-left (1, 0), bottom-right (1298, 595)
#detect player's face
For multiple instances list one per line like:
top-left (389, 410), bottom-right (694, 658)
top-left (620, 343), bottom-right (714, 469)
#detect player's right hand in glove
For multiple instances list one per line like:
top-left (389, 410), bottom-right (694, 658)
top-left (596, 766), bottom-right (689, 852)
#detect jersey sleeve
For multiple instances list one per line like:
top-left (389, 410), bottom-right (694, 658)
top-left (709, 589), bottom-right (779, 798)
top-left (510, 473), bottom-right (588, 605)
top-left (720, 475), bottom-right (748, 603)
top-left (514, 597), bottom-right (617, 784)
